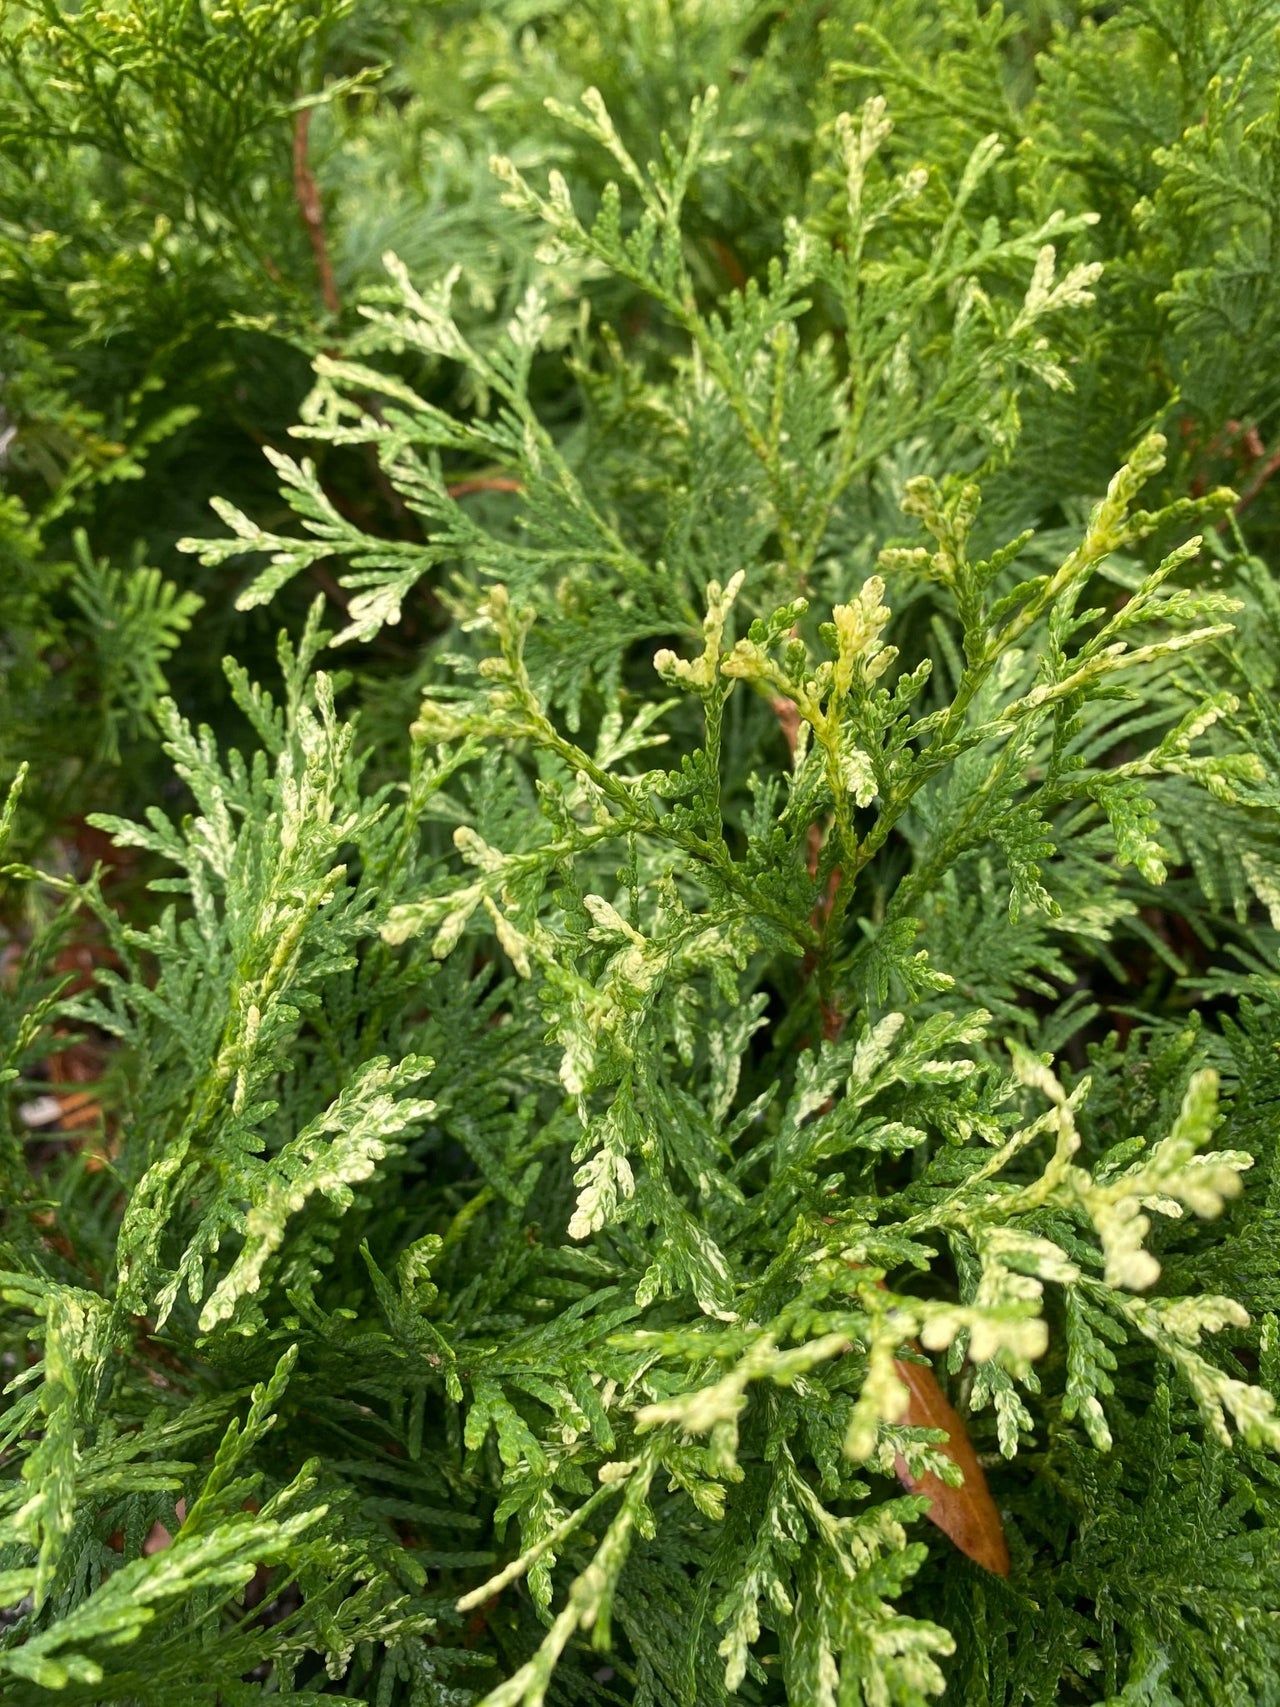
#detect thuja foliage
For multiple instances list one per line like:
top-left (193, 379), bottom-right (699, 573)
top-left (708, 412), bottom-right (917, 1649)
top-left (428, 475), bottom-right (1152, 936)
top-left (7, 3), bottom-right (1280, 1703)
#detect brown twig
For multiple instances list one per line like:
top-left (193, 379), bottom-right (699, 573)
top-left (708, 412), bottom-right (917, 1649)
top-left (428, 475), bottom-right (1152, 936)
top-left (26, 825), bottom-right (130, 1153)
top-left (309, 563), bottom-right (352, 611)
top-left (1185, 416), bottom-right (1280, 519)
top-left (710, 236), bottom-right (748, 292)
top-left (1235, 441), bottom-right (1280, 514)
top-left (772, 695), bottom-right (844, 1040)
top-left (446, 475), bottom-right (524, 499)
top-left (772, 696), bottom-right (1010, 1575)
top-left (293, 107), bottom-right (341, 317)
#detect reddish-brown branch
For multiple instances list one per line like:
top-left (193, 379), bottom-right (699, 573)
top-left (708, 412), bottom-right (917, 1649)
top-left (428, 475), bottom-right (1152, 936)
top-left (446, 475), bottom-right (524, 499)
top-left (710, 236), bottom-right (748, 292)
top-left (1235, 441), bottom-right (1280, 514)
top-left (309, 563), bottom-right (352, 611)
top-left (772, 698), bottom-right (1009, 1574)
top-left (293, 108), bottom-right (341, 317)
top-left (32, 831), bottom-right (130, 1147)
top-left (1185, 415), bottom-right (1280, 518)
top-left (773, 696), bottom-right (845, 1038)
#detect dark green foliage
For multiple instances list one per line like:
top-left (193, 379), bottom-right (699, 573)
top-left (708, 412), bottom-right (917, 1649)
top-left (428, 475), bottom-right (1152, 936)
top-left (5, 3), bottom-right (1280, 1703)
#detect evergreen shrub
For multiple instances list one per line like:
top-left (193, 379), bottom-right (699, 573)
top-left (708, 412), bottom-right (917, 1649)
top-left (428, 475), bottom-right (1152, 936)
top-left (5, 4), bottom-right (1280, 1702)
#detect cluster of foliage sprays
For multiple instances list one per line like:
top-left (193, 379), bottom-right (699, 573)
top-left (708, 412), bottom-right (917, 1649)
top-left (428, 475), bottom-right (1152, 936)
top-left (6, 3), bottom-right (1280, 1704)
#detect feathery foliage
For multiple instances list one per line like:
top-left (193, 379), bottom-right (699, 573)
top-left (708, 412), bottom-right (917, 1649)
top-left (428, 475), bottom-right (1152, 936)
top-left (6, 3), bottom-right (1280, 1703)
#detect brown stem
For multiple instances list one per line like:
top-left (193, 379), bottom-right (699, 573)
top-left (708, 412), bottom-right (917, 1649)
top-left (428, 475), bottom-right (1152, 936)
top-left (309, 563), bottom-right (352, 610)
top-left (1235, 441), bottom-right (1280, 514)
top-left (1186, 415), bottom-right (1279, 519)
top-left (293, 107), bottom-right (341, 316)
top-left (773, 700), bottom-right (1009, 1574)
top-left (446, 475), bottom-right (524, 499)
top-left (710, 236), bottom-right (748, 292)
top-left (772, 696), bottom-right (844, 1038)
